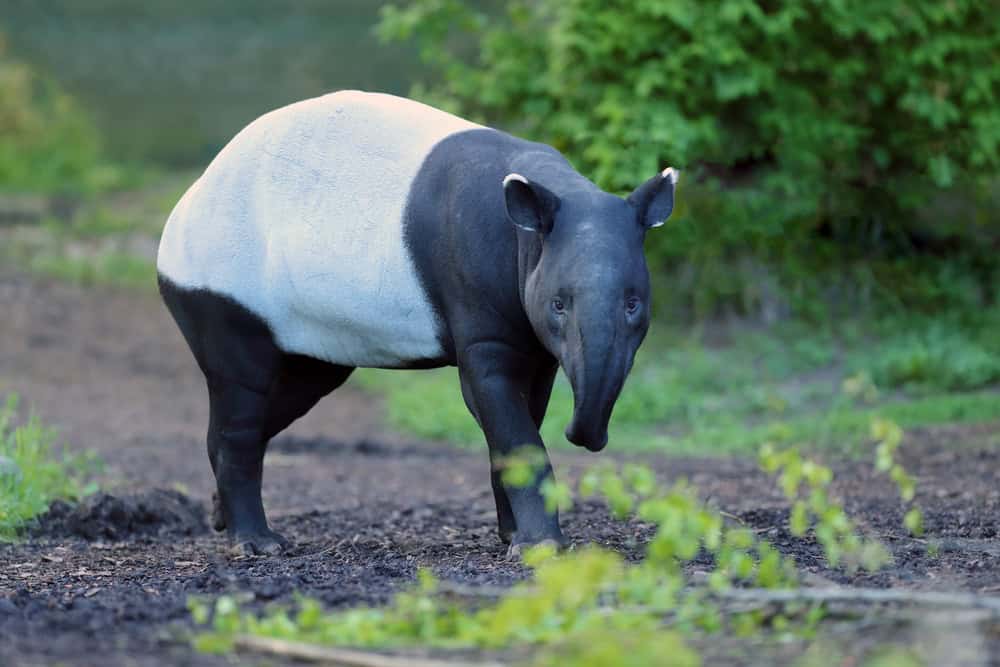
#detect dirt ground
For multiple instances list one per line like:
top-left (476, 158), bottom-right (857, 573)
top-left (2, 273), bottom-right (1000, 666)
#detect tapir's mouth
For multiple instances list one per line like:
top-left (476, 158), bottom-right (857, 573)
top-left (565, 411), bottom-right (610, 452)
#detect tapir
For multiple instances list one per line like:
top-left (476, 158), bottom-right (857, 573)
top-left (157, 90), bottom-right (677, 557)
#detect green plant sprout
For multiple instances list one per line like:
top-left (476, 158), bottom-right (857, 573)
top-left (0, 394), bottom-right (99, 540)
top-left (189, 449), bottom-right (915, 658)
top-left (190, 416), bottom-right (926, 663)
top-left (870, 418), bottom-right (923, 537)
top-left (759, 443), bottom-right (890, 572)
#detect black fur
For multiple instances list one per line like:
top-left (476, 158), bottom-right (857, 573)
top-left (159, 125), bottom-right (674, 555)
top-left (400, 128), bottom-right (653, 548)
top-left (402, 129), bottom-right (582, 361)
top-left (159, 275), bottom-right (353, 554)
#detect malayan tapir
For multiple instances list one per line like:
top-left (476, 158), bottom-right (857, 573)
top-left (157, 90), bottom-right (677, 557)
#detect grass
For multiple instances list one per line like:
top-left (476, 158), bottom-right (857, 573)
top-left (0, 395), bottom-right (97, 540)
top-left (2, 216), bottom-right (159, 290)
top-left (0, 169), bottom-right (192, 291)
top-left (28, 250), bottom-right (156, 290)
top-left (353, 311), bottom-right (1000, 457)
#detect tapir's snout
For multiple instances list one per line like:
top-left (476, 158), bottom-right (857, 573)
top-left (561, 319), bottom-right (628, 453)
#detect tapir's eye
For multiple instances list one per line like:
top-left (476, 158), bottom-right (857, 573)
top-left (551, 297), bottom-right (566, 315)
top-left (626, 296), bottom-right (641, 315)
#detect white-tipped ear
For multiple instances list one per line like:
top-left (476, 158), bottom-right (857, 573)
top-left (502, 173), bottom-right (561, 234)
top-left (503, 173), bottom-right (529, 187)
top-left (661, 167), bottom-right (679, 187)
top-left (628, 167), bottom-right (679, 229)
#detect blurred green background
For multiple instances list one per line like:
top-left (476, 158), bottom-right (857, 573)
top-left (1, 0), bottom-right (997, 454)
top-left (3, 0), bottom-right (440, 164)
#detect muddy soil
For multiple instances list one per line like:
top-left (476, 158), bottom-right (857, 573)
top-left (2, 274), bottom-right (1000, 666)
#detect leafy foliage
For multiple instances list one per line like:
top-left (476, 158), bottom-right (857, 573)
top-left (191, 438), bottom-right (921, 660)
top-left (530, 627), bottom-right (701, 667)
top-left (866, 323), bottom-right (1000, 391)
top-left (379, 0), bottom-right (1000, 319)
top-left (0, 395), bottom-right (98, 540)
top-left (0, 33), bottom-right (116, 194)
top-left (870, 418), bottom-right (923, 536)
top-left (760, 443), bottom-right (890, 571)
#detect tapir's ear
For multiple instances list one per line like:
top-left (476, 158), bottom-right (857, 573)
top-left (627, 167), bottom-right (679, 229)
top-left (502, 173), bottom-right (561, 234)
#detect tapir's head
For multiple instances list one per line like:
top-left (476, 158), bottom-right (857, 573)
top-left (503, 168), bottom-right (678, 452)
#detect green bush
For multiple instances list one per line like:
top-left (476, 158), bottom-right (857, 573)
top-left (379, 0), bottom-right (1000, 319)
top-left (0, 33), bottom-right (113, 194)
top-left (867, 324), bottom-right (1000, 391)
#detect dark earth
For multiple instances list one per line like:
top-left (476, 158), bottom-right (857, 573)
top-left (2, 274), bottom-right (1000, 666)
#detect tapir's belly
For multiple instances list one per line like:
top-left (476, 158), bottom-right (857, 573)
top-left (157, 91), bottom-right (480, 368)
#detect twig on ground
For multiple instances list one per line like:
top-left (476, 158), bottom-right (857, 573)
top-left (437, 581), bottom-right (509, 597)
top-left (711, 588), bottom-right (1000, 614)
top-left (718, 511), bottom-right (746, 526)
top-left (233, 636), bottom-right (507, 667)
top-left (436, 581), bottom-right (1000, 615)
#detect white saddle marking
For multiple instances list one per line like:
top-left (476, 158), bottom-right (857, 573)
top-left (157, 91), bottom-right (484, 367)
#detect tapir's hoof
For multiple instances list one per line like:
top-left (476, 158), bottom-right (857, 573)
top-left (211, 493), bottom-right (226, 532)
top-left (228, 530), bottom-right (289, 557)
top-left (506, 539), bottom-right (564, 562)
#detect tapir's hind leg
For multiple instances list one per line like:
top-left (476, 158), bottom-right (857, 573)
top-left (207, 380), bottom-right (284, 554)
top-left (159, 277), bottom-right (351, 555)
top-left (206, 355), bottom-right (352, 555)
top-left (263, 354), bottom-right (354, 442)
top-left (207, 356), bottom-right (352, 555)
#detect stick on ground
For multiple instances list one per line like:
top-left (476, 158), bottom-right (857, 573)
top-left (233, 635), bottom-right (508, 667)
top-left (712, 588), bottom-right (1000, 613)
top-left (436, 581), bottom-right (1000, 614)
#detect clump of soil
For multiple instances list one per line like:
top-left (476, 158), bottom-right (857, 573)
top-left (34, 489), bottom-right (208, 541)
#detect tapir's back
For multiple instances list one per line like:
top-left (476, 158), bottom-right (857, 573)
top-left (157, 91), bottom-right (483, 367)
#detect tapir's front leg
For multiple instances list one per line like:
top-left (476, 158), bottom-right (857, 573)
top-left (458, 341), bottom-right (566, 556)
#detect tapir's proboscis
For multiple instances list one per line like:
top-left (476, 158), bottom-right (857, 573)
top-left (157, 91), bottom-right (678, 557)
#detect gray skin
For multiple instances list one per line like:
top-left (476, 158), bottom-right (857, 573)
top-left (402, 130), bottom-right (678, 554)
top-left (158, 127), bottom-right (677, 558)
top-left (517, 184), bottom-right (655, 452)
